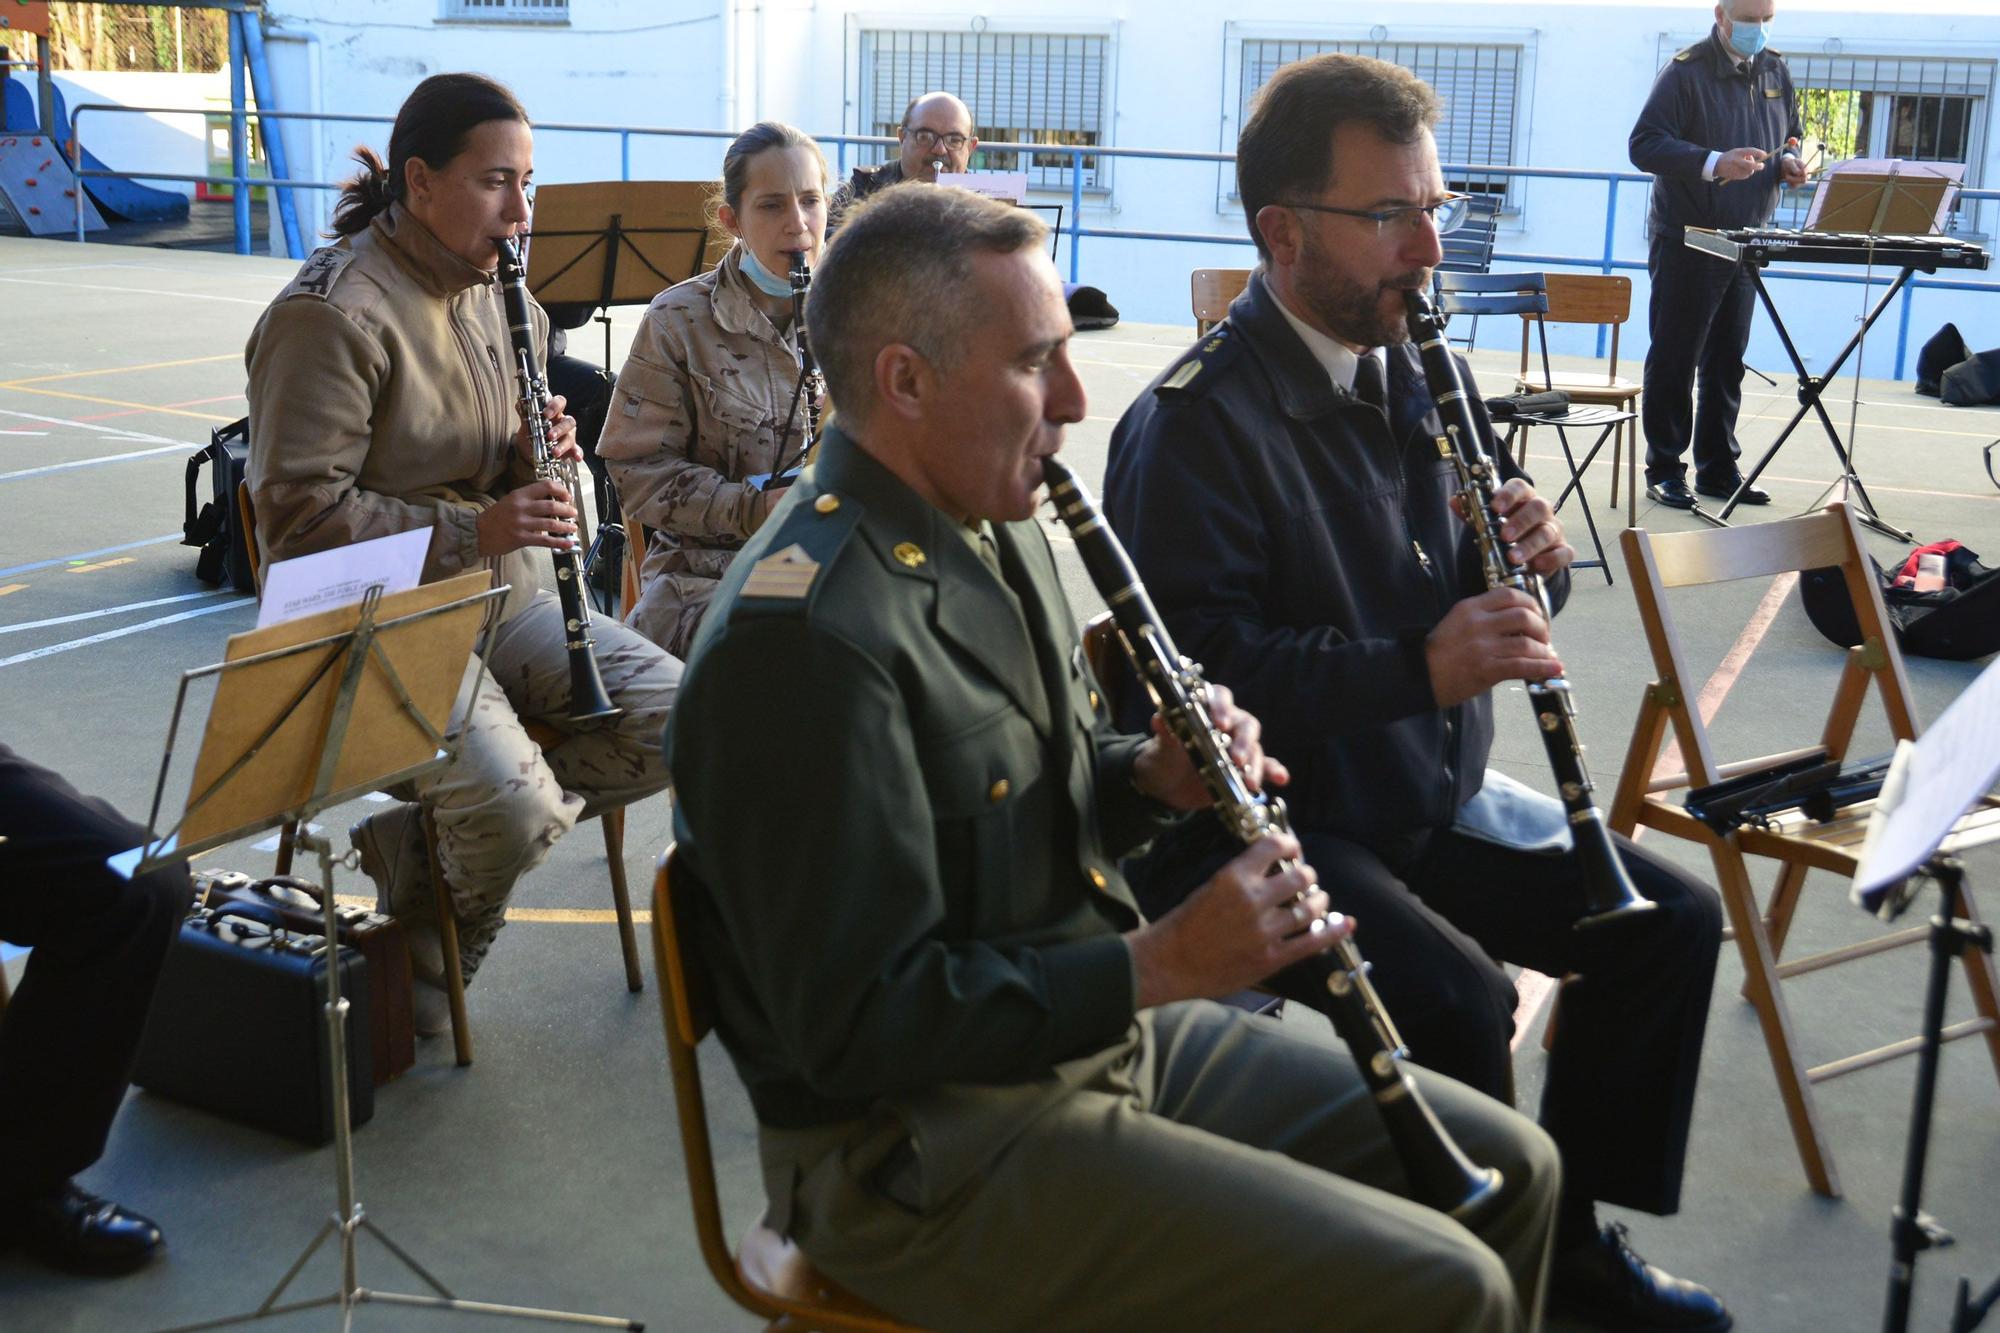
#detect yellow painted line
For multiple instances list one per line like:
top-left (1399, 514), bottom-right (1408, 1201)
top-left (327, 893), bottom-right (649, 926)
top-left (66, 557), bottom-right (135, 573)
top-left (0, 584), bottom-right (25, 597)
top-left (0, 384), bottom-right (235, 423)
top-left (1, 352), bottom-right (240, 388)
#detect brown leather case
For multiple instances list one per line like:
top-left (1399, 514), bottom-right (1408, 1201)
top-left (194, 870), bottom-right (417, 1084)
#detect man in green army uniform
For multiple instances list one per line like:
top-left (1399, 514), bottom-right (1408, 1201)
top-left (663, 185), bottom-right (1561, 1331)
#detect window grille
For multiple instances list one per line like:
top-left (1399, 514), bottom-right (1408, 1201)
top-left (855, 29), bottom-right (1111, 191)
top-left (1781, 54), bottom-right (1993, 234)
top-left (441, 0), bottom-right (569, 22)
top-left (1237, 40), bottom-right (1522, 200)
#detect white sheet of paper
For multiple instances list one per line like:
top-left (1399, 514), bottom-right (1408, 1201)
top-left (1852, 656), bottom-right (2000, 901)
top-left (939, 170), bottom-right (1029, 203)
top-left (255, 527), bottom-right (431, 629)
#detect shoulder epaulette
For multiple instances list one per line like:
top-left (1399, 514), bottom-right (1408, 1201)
top-left (275, 246), bottom-right (355, 302)
top-left (1673, 47), bottom-right (1696, 61)
top-left (731, 490), bottom-right (863, 613)
top-left (1155, 324), bottom-right (1242, 400)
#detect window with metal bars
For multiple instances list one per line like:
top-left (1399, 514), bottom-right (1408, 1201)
top-left (855, 29), bottom-right (1111, 192)
top-left (440, 0), bottom-right (569, 22)
top-left (1780, 54), bottom-right (1993, 235)
top-left (1237, 40), bottom-right (1521, 201)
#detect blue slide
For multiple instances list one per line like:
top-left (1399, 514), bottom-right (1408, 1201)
top-left (3, 73), bottom-right (188, 223)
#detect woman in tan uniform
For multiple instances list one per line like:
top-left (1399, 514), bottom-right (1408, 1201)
top-left (244, 73), bottom-right (678, 1030)
top-left (598, 122), bottom-right (830, 658)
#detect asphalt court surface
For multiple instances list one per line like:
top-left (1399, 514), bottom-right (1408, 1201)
top-left (2, 232), bottom-right (1998, 1330)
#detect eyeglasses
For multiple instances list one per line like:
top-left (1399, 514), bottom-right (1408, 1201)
top-left (905, 128), bottom-right (972, 152)
top-left (1280, 192), bottom-right (1471, 238)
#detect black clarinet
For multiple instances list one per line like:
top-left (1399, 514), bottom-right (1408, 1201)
top-left (1044, 456), bottom-right (1503, 1222)
top-left (1403, 287), bottom-right (1649, 927)
top-left (494, 238), bottom-right (622, 724)
top-left (789, 251), bottom-right (824, 455)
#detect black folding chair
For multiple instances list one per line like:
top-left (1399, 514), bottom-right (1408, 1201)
top-left (1434, 271), bottom-right (1634, 585)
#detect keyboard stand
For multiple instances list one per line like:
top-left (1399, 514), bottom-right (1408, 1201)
top-left (1696, 258), bottom-right (1917, 541)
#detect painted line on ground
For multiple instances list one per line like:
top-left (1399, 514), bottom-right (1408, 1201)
top-left (0, 407), bottom-right (189, 446)
top-left (0, 383), bottom-right (235, 424)
top-left (0, 275), bottom-right (267, 306)
top-left (0, 590), bottom-right (228, 636)
top-left (66, 556), bottom-right (135, 574)
top-left (0, 585), bottom-right (25, 598)
top-left (316, 893), bottom-right (648, 925)
top-left (0, 444), bottom-right (189, 481)
top-left (1511, 570), bottom-right (1797, 1050)
top-left (0, 534), bottom-right (182, 580)
top-left (0, 597), bottom-right (247, 668)
top-left (2, 353), bottom-right (241, 388)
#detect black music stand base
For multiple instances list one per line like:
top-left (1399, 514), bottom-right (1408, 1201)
top-left (1881, 857), bottom-right (1996, 1333)
top-left (1697, 264), bottom-right (1916, 542)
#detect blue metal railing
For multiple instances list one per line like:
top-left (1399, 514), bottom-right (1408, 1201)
top-left (61, 103), bottom-right (2000, 380)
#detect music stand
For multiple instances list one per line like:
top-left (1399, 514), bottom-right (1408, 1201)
top-left (1852, 656), bottom-right (2000, 1333)
top-left (125, 572), bottom-right (641, 1333)
top-left (527, 181), bottom-right (720, 370)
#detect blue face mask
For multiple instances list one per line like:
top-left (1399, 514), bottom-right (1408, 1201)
top-left (1727, 18), bottom-right (1770, 59)
top-left (737, 244), bottom-right (796, 298)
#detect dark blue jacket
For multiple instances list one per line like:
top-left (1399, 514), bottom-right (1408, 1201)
top-left (1630, 28), bottom-right (1803, 239)
top-left (1103, 271), bottom-right (1567, 845)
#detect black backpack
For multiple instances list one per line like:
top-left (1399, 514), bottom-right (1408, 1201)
top-left (182, 417), bottom-right (255, 593)
top-left (1799, 542), bottom-right (2000, 662)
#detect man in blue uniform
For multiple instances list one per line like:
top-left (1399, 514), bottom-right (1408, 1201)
top-left (1630, 0), bottom-right (1806, 508)
top-left (1107, 53), bottom-right (1730, 1330)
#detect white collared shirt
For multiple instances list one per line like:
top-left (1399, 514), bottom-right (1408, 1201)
top-left (1268, 284), bottom-right (1387, 397)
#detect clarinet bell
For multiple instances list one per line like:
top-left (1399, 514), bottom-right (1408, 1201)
top-left (1573, 818), bottom-right (1656, 928)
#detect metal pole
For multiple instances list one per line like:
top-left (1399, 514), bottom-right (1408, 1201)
top-left (228, 11), bottom-right (250, 256)
top-left (1597, 178), bottom-right (1620, 359)
top-left (620, 129), bottom-right (629, 182)
top-left (1894, 283), bottom-right (1916, 383)
top-left (35, 33), bottom-right (54, 139)
top-left (1069, 145), bottom-right (1083, 284)
top-left (240, 9), bottom-right (302, 259)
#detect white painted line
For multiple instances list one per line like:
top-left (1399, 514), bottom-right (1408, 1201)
top-left (0, 275), bottom-right (267, 306)
top-left (253, 823), bottom-right (324, 853)
top-left (0, 444), bottom-right (188, 482)
top-left (0, 598), bottom-right (248, 669)
top-left (0, 430), bottom-right (51, 436)
top-left (0, 535), bottom-right (183, 580)
top-left (0, 589), bottom-right (231, 636)
top-left (0, 408), bottom-right (191, 446)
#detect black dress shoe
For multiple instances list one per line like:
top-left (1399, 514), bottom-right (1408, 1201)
top-left (1549, 1223), bottom-right (1731, 1331)
top-left (1646, 478), bottom-right (1697, 509)
top-left (1696, 476), bottom-right (1771, 505)
top-left (0, 1183), bottom-right (164, 1276)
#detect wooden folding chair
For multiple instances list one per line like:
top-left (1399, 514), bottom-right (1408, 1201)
top-left (240, 481), bottom-right (643, 1069)
top-left (1610, 503), bottom-right (2000, 1197)
top-left (651, 847), bottom-right (928, 1333)
top-left (1517, 275), bottom-right (1642, 530)
top-left (1434, 272), bottom-right (1634, 585)
top-left (1190, 268), bottom-right (1251, 336)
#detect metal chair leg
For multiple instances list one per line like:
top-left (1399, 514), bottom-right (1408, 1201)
top-left (602, 808), bottom-right (643, 993)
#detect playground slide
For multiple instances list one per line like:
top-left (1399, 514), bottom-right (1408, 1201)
top-left (2, 74), bottom-right (187, 223)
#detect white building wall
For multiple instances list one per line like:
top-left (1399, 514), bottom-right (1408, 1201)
top-left (256, 0), bottom-right (2000, 379)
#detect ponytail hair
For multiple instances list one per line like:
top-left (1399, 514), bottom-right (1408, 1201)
top-left (704, 120), bottom-right (830, 232)
top-left (329, 72), bottom-right (528, 238)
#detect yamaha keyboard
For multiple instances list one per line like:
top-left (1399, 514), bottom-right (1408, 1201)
top-left (1685, 227), bottom-right (1990, 273)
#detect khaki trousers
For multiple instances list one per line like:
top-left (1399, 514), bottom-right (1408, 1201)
top-left (401, 591), bottom-right (678, 973)
top-left (762, 1001), bottom-right (1558, 1333)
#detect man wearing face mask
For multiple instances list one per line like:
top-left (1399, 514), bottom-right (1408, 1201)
top-left (830, 91), bottom-right (979, 225)
top-left (1630, 0), bottom-right (1805, 510)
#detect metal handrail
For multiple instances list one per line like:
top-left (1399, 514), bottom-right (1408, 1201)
top-left (61, 101), bottom-right (2000, 379)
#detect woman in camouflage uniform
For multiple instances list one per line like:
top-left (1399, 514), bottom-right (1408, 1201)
top-left (598, 122), bottom-right (830, 658)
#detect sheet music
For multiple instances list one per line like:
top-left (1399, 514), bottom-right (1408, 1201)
top-left (255, 527), bottom-right (430, 629)
top-left (939, 170), bottom-right (1030, 203)
top-left (1852, 656), bottom-right (2000, 904)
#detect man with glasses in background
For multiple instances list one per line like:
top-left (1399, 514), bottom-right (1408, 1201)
top-left (830, 90), bottom-right (979, 224)
top-left (1105, 53), bottom-right (1731, 1333)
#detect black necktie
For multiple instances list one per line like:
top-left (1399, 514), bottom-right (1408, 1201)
top-left (1353, 354), bottom-right (1387, 412)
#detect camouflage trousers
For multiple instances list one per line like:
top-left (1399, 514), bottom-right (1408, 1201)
top-left (388, 590), bottom-right (679, 978)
